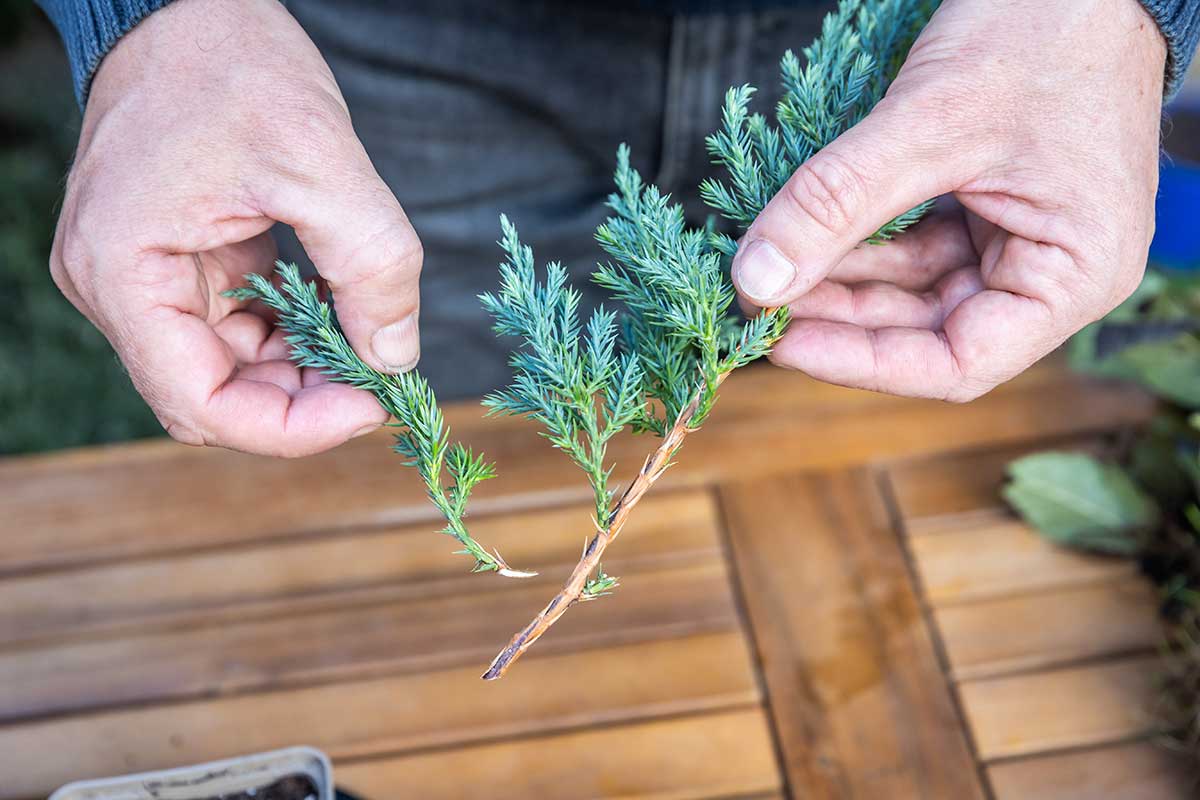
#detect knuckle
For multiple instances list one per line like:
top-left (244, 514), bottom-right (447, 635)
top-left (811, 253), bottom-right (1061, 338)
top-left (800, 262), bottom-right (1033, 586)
top-left (341, 220), bottom-right (424, 288)
top-left (783, 151), bottom-right (867, 238)
top-left (262, 88), bottom-right (357, 165)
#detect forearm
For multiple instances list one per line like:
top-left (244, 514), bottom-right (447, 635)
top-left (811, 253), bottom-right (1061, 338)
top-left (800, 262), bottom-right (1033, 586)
top-left (35, 0), bottom-right (174, 104)
top-left (1140, 0), bottom-right (1200, 96)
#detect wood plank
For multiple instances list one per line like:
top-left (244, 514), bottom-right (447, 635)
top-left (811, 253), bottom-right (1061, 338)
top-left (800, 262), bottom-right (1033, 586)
top-left (886, 438), bottom-right (1106, 522)
top-left (0, 632), bottom-right (757, 800)
top-left (908, 512), bottom-right (1137, 605)
top-left (0, 361), bottom-right (1152, 574)
top-left (934, 577), bottom-right (1160, 679)
top-left (988, 741), bottom-right (1194, 800)
top-left (335, 708), bottom-right (782, 800)
top-left (959, 656), bottom-right (1159, 760)
top-left (719, 470), bottom-right (985, 800)
top-left (0, 560), bottom-right (736, 722)
top-left (0, 490), bottom-right (719, 646)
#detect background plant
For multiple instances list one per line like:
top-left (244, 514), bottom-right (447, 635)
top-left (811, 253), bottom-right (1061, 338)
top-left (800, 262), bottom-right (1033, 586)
top-left (1005, 268), bottom-right (1200, 763)
top-left (0, 16), bottom-right (160, 455)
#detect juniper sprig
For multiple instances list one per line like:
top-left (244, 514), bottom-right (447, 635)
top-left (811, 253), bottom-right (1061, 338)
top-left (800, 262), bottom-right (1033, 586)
top-left (481, 0), bottom-right (935, 679)
top-left (225, 263), bottom-right (534, 578)
top-left (701, 0), bottom-right (939, 255)
top-left (480, 217), bottom-right (647, 524)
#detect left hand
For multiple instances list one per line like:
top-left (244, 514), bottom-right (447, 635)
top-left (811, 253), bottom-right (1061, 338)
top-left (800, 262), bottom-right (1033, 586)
top-left (731, 0), bottom-right (1167, 401)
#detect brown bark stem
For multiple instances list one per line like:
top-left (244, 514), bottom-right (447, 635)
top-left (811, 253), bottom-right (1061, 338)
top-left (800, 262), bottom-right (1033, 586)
top-left (481, 370), bottom-right (729, 680)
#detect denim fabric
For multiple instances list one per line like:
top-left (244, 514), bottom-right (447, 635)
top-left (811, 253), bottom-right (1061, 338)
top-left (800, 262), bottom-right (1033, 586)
top-left (281, 0), bottom-right (829, 398)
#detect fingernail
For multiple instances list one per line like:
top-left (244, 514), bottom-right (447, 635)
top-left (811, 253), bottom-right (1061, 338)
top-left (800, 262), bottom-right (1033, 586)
top-left (733, 239), bottom-right (797, 304)
top-left (371, 314), bottom-right (420, 371)
top-left (352, 424), bottom-right (378, 439)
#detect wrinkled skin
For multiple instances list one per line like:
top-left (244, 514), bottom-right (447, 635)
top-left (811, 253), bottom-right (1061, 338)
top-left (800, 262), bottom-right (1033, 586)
top-left (51, 0), bottom-right (419, 456)
top-left (732, 0), bottom-right (1167, 402)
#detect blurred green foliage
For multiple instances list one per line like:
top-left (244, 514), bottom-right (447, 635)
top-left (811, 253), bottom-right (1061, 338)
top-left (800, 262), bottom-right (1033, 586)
top-left (0, 18), bottom-right (160, 455)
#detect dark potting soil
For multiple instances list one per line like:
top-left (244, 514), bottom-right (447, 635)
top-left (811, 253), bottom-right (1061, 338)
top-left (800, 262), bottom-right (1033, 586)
top-left (202, 775), bottom-right (318, 800)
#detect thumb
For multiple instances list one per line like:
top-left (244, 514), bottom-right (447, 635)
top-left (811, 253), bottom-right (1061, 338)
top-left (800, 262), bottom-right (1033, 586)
top-left (732, 101), bottom-right (966, 307)
top-left (267, 150), bottom-right (423, 374)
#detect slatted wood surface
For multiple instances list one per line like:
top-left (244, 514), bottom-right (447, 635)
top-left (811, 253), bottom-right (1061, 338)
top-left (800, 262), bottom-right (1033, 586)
top-left (0, 358), bottom-right (1186, 799)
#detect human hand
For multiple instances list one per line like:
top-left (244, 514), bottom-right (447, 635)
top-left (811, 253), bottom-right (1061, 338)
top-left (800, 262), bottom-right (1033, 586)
top-left (49, 0), bottom-right (421, 455)
top-left (731, 0), bottom-right (1167, 401)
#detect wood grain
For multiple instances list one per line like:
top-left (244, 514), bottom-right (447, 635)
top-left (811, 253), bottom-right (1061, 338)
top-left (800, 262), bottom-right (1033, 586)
top-left (886, 438), bottom-right (1106, 523)
top-left (0, 490), bottom-right (719, 646)
top-left (988, 741), bottom-right (1195, 800)
top-left (908, 512), bottom-right (1138, 605)
top-left (0, 560), bottom-right (736, 722)
top-left (959, 655), bottom-right (1159, 760)
top-left (0, 362), bottom-right (1152, 575)
top-left (719, 470), bottom-right (985, 800)
top-left (0, 632), bottom-right (758, 800)
top-left (336, 708), bottom-right (781, 800)
top-left (933, 577), bottom-right (1160, 679)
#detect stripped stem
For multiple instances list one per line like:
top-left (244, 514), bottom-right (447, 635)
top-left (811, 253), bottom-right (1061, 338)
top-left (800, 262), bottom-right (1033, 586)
top-left (482, 370), bottom-right (729, 680)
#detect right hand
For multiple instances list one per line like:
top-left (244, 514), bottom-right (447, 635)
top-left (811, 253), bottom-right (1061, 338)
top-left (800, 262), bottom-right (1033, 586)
top-left (50, 0), bottom-right (422, 456)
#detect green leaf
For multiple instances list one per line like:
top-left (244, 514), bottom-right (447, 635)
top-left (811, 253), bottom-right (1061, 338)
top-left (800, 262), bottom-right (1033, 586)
top-left (1003, 452), bottom-right (1159, 556)
top-left (1116, 336), bottom-right (1200, 408)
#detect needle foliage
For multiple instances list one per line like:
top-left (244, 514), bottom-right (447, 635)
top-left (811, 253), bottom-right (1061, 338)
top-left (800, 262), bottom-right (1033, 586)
top-left (226, 265), bottom-right (525, 576)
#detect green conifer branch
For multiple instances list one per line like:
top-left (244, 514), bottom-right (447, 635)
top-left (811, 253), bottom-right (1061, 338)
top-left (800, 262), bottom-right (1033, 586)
top-left (225, 263), bottom-right (535, 578)
top-left (482, 0), bottom-right (935, 679)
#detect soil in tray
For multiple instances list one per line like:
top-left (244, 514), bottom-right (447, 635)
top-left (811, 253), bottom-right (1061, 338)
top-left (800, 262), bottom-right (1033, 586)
top-left (203, 775), bottom-right (318, 800)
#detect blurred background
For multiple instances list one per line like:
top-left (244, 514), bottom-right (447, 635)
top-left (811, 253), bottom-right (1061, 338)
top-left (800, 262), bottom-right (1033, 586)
top-left (2, 4), bottom-right (1199, 456)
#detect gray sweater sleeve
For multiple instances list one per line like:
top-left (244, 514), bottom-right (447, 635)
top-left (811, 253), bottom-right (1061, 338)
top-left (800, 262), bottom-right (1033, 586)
top-left (1141, 0), bottom-right (1200, 97)
top-left (33, 0), bottom-right (1200, 106)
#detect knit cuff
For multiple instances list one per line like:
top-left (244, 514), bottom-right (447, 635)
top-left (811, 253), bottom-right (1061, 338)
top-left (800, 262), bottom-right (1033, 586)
top-left (35, 0), bottom-right (176, 106)
top-left (1140, 0), bottom-right (1200, 98)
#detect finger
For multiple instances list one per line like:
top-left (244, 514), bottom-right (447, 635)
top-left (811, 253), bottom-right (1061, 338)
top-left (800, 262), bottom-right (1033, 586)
top-left (788, 267), bottom-right (983, 330)
top-left (95, 252), bottom-right (387, 456)
top-left (200, 232), bottom-right (280, 322)
top-left (233, 359), bottom-right (304, 395)
top-left (212, 310), bottom-right (274, 364)
top-left (825, 202), bottom-right (977, 291)
top-left (262, 136), bottom-right (422, 374)
top-left (772, 288), bottom-right (1061, 402)
top-left (732, 98), bottom-right (978, 307)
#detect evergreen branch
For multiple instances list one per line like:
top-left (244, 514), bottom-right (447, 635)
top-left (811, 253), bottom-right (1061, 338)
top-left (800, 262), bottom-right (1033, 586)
top-left (482, 0), bottom-right (930, 678)
top-left (225, 263), bottom-right (535, 578)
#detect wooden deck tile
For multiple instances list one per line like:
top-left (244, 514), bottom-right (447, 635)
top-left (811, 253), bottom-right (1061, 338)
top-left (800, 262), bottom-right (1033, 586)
top-left (0, 362), bottom-right (1167, 799)
top-left (0, 559), bottom-right (736, 722)
top-left (336, 708), bottom-right (781, 799)
top-left (988, 741), bottom-right (1194, 800)
top-left (0, 490), bottom-right (719, 647)
top-left (0, 632), bottom-right (759, 800)
top-left (719, 470), bottom-right (984, 800)
top-left (960, 655), bottom-right (1159, 760)
top-left (907, 512), bottom-right (1138, 605)
top-left (932, 577), bottom-right (1159, 679)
